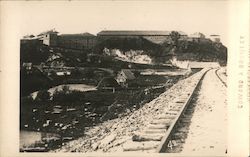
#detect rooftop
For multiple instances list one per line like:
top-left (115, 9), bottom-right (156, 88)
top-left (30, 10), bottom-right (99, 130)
top-left (121, 69), bottom-right (136, 80)
top-left (38, 29), bottom-right (59, 36)
top-left (98, 30), bottom-right (187, 36)
top-left (60, 32), bottom-right (96, 37)
top-left (210, 34), bottom-right (220, 36)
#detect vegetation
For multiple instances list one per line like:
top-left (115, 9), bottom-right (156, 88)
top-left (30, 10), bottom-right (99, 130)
top-left (170, 31), bottom-right (181, 46)
top-left (20, 41), bottom-right (50, 64)
top-left (95, 37), bottom-right (161, 55)
top-left (20, 68), bottom-right (53, 96)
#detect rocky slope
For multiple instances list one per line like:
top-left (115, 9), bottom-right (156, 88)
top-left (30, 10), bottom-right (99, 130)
top-left (53, 69), bottom-right (208, 153)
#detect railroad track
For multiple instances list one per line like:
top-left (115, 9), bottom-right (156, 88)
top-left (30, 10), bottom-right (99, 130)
top-left (55, 68), bottom-right (218, 153)
top-left (109, 68), bottom-right (211, 153)
top-left (156, 68), bottom-right (210, 153)
top-left (215, 68), bottom-right (227, 87)
top-left (156, 68), bottom-right (226, 153)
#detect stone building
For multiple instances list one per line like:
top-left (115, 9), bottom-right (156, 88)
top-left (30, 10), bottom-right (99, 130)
top-left (37, 29), bottom-right (58, 47)
top-left (97, 30), bottom-right (188, 44)
top-left (58, 32), bottom-right (97, 50)
top-left (28, 30), bottom-right (97, 50)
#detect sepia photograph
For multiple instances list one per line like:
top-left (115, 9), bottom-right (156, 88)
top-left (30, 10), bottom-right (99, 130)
top-left (0, 0), bottom-right (249, 156)
top-left (19, 1), bottom-right (228, 154)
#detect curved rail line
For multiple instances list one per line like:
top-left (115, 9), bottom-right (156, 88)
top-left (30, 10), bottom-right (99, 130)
top-left (57, 68), bottom-right (218, 153)
top-left (107, 68), bottom-right (211, 153)
top-left (156, 68), bottom-right (211, 153)
top-left (156, 68), bottom-right (227, 153)
top-left (215, 68), bottom-right (227, 87)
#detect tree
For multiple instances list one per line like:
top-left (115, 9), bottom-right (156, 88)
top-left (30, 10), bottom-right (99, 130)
top-left (170, 31), bottom-right (181, 46)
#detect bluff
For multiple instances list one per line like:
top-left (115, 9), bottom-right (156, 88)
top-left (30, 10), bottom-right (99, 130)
top-left (95, 37), bottom-right (227, 65)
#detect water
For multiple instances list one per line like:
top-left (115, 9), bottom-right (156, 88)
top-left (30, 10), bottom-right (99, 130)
top-left (20, 130), bottom-right (61, 151)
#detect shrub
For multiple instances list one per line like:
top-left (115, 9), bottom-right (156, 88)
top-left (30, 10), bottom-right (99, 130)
top-left (52, 87), bottom-right (85, 103)
top-left (35, 90), bottom-right (50, 102)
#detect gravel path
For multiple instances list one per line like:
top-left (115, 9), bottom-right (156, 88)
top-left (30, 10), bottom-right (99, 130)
top-left (180, 69), bottom-right (227, 155)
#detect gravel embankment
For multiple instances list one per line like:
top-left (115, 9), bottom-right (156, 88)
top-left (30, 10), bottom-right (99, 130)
top-left (53, 69), bottom-right (208, 153)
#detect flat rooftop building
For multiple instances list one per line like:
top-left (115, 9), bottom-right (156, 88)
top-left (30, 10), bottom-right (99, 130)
top-left (97, 30), bottom-right (188, 44)
top-left (97, 30), bottom-right (187, 36)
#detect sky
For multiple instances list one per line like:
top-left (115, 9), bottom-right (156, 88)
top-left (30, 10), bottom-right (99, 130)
top-left (10, 1), bottom-right (230, 46)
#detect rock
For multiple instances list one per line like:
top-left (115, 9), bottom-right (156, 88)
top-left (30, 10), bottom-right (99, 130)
top-left (92, 142), bottom-right (100, 150)
top-left (111, 139), bottom-right (127, 147)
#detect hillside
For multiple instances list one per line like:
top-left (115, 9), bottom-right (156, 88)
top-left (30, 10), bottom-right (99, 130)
top-left (20, 34), bottom-right (227, 68)
top-left (175, 40), bottom-right (227, 64)
top-left (20, 41), bottom-right (174, 70)
top-left (96, 37), bottom-right (227, 65)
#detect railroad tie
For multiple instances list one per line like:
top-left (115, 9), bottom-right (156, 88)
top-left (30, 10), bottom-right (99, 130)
top-left (157, 114), bottom-right (175, 119)
top-left (165, 110), bottom-right (179, 115)
top-left (151, 119), bottom-right (172, 125)
top-left (148, 123), bottom-right (169, 129)
top-left (174, 99), bottom-right (187, 103)
top-left (144, 128), bottom-right (167, 134)
top-left (123, 141), bottom-right (159, 151)
top-left (171, 104), bottom-right (183, 108)
top-left (132, 134), bottom-right (163, 142)
top-left (170, 108), bottom-right (181, 112)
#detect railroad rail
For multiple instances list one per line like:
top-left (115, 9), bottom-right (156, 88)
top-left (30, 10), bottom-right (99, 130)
top-left (111, 68), bottom-right (211, 153)
top-left (55, 67), bottom-right (220, 153)
top-left (215, 68), bottom-right (227, 87)
top-left (156, 68), bottom-right (210, 153)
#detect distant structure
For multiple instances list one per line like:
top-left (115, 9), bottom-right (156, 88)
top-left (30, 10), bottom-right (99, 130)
top-left (97, 77), bottom-right (120, 92)
top-left (21, 34), bottom-right (41, 44)
top-left (21, 29), bottom-right (222, 51)
top-left (23, 34), bottom-right (35, 39)
top-left (58, 33), bottom-right (97, 50)
top-left (37, 29), bottom-right (59, 47)
top-left (22, 62), bottom-right (32, 70)
top-left (97, 30), bottom-right (188, 44)
top-left (189, 32), bottom-right (206, 42)
top-left (22, 29), bottom-right (97, 51)
top-left (209, 34), bottom-right (221, 43)
top-left (190, 32), bottom-right (206, 38)
top-left (116, 69), bottom-right (136, 88)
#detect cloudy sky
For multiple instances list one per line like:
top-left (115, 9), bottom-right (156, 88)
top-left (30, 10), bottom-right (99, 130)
top-left (3, 1), bottom-right (230, 46)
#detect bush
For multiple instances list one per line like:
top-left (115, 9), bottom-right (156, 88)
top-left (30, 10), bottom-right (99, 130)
top-left (52, 87), bottom-right (85, 103)
top-left (35, 90), bottom-right (50, 102)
